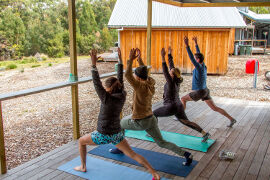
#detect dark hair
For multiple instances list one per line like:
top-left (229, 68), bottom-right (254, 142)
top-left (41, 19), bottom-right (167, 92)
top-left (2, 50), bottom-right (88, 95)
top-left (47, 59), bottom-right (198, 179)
top-left (195, 53), bottom-right (204, 63)
top-left (105, 77), bottom-right (122, 93)
top-left (135, 66), bottom-right (148, 80)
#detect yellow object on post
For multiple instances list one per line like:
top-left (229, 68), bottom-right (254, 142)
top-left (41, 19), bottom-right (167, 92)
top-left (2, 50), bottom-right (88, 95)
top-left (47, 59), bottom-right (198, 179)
top-left (68, 0), bottom-right (80, 140)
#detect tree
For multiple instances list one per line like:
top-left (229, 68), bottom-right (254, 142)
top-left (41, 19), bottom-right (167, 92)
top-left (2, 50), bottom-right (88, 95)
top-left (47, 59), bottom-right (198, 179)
top-left (100, 27), bottom-right (113, 51)
top-left (249, 7), bottom-right (270, 14)
top-left (0, 0), bottom-right (118, 58)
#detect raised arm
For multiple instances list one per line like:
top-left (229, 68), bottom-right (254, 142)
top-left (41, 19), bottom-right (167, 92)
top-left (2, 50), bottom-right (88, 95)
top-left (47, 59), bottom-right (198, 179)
top-left (136, 48), bottom-right (145, 66)
top-left (161, 48), bottom-right (173, 85)
top-left (90, 49), bottom-right (106, 101)
top-left (168, 46), bottom-right (175, 70)
top-left (192, 37), bottom-right (200, 53)
top-left (125, 48), bottom-right (140, 88)
top-left (117, 48), bottom-right (124, 86)
top-left (184, 36), bottom-right (201, 69)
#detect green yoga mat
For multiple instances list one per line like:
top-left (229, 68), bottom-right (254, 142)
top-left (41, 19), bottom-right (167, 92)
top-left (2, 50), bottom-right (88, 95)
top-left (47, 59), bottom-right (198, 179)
top-left (125, 130), bottom-right (215, 152)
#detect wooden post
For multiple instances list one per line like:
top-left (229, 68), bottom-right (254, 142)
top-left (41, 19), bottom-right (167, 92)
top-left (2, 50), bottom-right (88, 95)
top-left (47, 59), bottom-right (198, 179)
top-left (0, 101), bottom-right (7, 174)
top-left (68, 0), bottom-right (80, 140)
top-left (251, 21), bottom-right (254, 55)
top-left (147, 0), bottom-right (152, 67)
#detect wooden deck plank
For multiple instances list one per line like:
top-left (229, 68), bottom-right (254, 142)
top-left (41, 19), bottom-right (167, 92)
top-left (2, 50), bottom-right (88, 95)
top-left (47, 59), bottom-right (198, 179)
top-left (246, 110), bottom-right (270, 178)
top-left (39, 170), bottom-right (63, 180)
top-left (257, 141), bottom-right (270, 180)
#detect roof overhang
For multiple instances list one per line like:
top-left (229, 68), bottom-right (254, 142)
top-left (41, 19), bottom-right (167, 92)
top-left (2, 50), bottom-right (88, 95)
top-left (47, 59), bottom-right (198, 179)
top-left (239, 11), bottom-right (270, 24)
top-left (153, 0), bottom-right (270, 7)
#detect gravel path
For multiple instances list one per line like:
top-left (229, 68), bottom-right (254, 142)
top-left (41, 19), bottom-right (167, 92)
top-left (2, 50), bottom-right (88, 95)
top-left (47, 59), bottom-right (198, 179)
top-left (0, 55), bottom-right (269, 169)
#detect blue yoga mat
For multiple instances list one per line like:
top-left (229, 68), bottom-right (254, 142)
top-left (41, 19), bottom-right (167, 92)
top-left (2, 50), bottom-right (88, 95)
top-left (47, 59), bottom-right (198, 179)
top-left (58, 155), bottom-right (169, 180)
top-left (88, 144), bottom-right (198, 177)
top-left (125, 130), bottom-right (215, 152)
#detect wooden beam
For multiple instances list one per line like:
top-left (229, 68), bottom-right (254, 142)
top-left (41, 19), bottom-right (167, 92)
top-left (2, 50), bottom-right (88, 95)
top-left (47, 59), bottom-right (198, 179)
top-left (0, 102), bottom-right (7, 174)
top-left (147, 0), bottom-right (152, 67)
top-left (68, 0), bottom-right (80, 140)
top-left (153, 0), bottom-right (270, 7)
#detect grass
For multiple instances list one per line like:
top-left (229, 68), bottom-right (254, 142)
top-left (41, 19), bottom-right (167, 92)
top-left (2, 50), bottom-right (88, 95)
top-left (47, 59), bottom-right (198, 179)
top-left (31, 64), bottom-right (41, 68)
top-left (6, 64), bottom-right (17, 70)
top-left (0, 56), bottom-right (89, 71)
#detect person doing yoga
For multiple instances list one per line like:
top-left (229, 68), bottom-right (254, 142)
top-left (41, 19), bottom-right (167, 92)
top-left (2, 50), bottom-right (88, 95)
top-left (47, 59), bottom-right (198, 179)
top-left (110, 48), bottom-right (193, 166)
top-left (74, 49), bottom-right (160, 180)
top-left (181, 37), bottom-right (237, 127)
top-left (153, 47), bottom-right (210, 142)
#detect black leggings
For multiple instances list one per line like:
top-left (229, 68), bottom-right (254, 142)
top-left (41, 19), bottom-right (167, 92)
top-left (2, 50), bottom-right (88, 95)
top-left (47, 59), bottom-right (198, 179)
top-left (153, 102), bottom-right (203, 133)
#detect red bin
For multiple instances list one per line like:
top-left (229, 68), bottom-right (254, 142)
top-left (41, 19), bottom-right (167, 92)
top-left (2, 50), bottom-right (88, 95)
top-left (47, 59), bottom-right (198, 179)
top-left (246, 59), bottom-right (259, 74)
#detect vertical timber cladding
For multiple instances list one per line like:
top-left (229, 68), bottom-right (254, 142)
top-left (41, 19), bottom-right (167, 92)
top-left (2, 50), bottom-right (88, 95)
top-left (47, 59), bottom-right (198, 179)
top-left (120, 29), bottom-right (231, 75)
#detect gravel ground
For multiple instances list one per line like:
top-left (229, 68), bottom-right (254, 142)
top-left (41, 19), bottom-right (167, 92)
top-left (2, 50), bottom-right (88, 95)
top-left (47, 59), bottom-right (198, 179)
top-left (0, 55), bottom-right (269, 169)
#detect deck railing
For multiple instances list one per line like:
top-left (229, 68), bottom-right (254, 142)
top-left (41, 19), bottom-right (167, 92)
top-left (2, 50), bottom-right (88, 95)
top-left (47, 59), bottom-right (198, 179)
top-left (0, 71), bottom-right (118, 174)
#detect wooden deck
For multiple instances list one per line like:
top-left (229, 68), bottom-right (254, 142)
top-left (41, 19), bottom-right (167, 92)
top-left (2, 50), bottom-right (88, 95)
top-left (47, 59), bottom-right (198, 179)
top-left (1, 97), bottom-right (270, 180)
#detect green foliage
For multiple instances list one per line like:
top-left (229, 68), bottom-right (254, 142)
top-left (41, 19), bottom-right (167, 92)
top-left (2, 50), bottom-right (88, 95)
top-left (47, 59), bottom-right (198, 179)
top-left (48, 63), bottom-right (52, 67)
top-left (31, 64), bottom-right (41, 68)
top-left (19, 57), bottom-right (37, 64)
top-left (6, 63), bottom-right (17, 70)
top-left (0, 0), bottom-right (117, 59)
top-left (100, 27), bottom-right (113, 51)
top-left (47, 33), bottom-right (65, 58)
top-left (249, 7), bottom-right (270, 14)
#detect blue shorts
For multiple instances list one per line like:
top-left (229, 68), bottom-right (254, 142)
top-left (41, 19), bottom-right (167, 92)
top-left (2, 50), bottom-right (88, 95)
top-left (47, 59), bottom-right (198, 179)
top-left (91, 130), bottom-right (124, 145)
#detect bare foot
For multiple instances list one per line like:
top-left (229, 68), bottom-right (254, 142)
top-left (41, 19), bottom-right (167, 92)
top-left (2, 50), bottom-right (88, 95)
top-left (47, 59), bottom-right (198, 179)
top-left (74, 165), bottom-right (86, 172)
top-left (152, 172), bottom-right (160, 180)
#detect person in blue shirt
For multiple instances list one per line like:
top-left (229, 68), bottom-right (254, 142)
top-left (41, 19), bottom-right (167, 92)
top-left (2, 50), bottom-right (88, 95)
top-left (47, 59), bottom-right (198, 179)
top-left (181, 36), bottom-right (236, 128)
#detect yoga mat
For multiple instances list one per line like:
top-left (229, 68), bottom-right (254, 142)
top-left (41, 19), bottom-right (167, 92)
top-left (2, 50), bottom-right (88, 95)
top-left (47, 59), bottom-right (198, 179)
top-left (58, 155), bottom-right (169, 180)
top-left (125, 130), bottom-right (215, 152)
top-left (88, 144), bottom-right (198, 177)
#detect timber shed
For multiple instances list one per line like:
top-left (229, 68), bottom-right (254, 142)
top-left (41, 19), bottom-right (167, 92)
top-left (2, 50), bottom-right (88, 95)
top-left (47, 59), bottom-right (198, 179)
top-left (108, 0), bottom-right (246, 74)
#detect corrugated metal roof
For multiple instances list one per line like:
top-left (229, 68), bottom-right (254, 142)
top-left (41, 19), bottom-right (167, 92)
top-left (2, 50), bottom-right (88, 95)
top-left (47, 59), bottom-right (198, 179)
top-left (108, 0), bottom-right (246, 28)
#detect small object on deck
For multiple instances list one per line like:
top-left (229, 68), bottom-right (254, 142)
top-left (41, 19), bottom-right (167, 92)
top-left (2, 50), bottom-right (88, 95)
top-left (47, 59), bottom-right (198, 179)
top-left (219, 150), bottom-right (235, 160)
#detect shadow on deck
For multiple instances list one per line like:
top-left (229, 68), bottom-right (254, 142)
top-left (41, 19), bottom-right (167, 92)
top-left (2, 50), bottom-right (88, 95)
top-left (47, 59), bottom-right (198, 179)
top-left (1, 97), bottom-right (270, 180)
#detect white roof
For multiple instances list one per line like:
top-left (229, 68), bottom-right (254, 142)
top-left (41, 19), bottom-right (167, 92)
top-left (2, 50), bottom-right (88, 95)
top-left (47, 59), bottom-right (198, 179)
top-left (108, 0), bottom-right (246, 28)
top-left (240, 10), bottom-right (270, 23)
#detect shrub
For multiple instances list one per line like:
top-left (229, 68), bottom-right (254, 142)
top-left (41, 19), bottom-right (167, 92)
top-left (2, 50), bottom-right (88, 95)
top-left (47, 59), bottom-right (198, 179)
top-left (6, 64), bottom-right (17, 70)
top-left (48, 63), bottom-right (52, 67)
top-left (19, 57), bottom-right (37, 64)
top-left (31, 64), bottom-right (41, 68)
